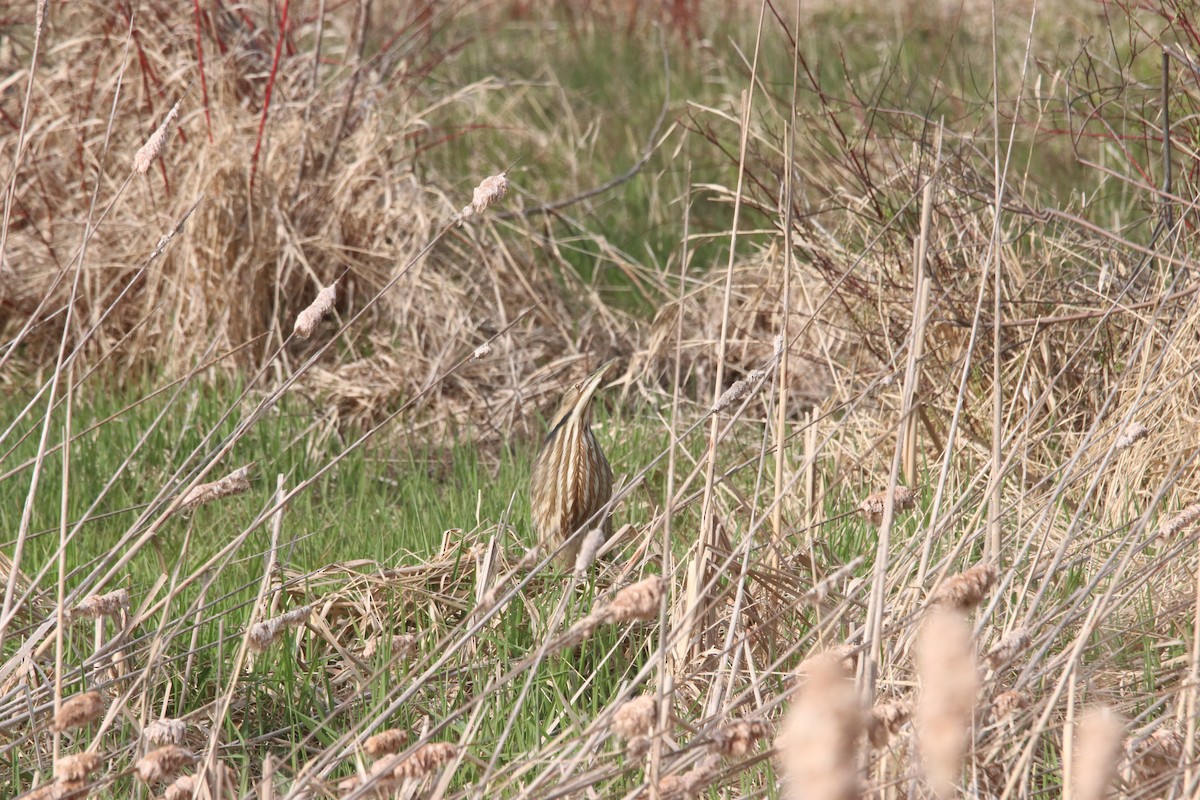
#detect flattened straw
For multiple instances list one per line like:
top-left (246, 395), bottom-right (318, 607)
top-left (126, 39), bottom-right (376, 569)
top-left (134, 101), bottom-right (181, 175)
top-left (178, 465), bottom-right (253, 511)
top-left (293, 282), bottom-right (338, 339)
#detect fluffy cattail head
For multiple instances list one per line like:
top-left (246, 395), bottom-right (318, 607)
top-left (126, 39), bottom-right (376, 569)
top-left (54, 752), bottom-right (100, 783)
top-left (867, 699), bottom-right (913, 750)
top-left (393, 742), bottom-right (458, 780)
top-left (247, 605), bottom-right (312, 652)
top-left (610, 695), bottom-right (658, 740)
top-left (573, 528), bottom-right (606, 576)
top-left (365, 729), bottom-right (409, 758)
top-left (1124, 726), bottom-right (1183, 784)
top-left (600, 576), bottom-right (664, 623)
top-left (179, 465), bottom-right (253, 512)
top-left (293, 282), bottom-right (337, 339)
top-left (991, 690), bottom-right (1028, 720)
top-left (134, 101), bottom-right (181, 175)
top-left (459, 171), bottom-right (509, 220)
top-left (362, 633), bottom-right (417, 661)
top-left (984, 627), bottom-right (1030, 671)
top-left (858, 485), bottom-right (917, 525)
top-left (1157, 503), bottom-right (1200, 542)
top-left (135, 745), bottom-right (194, 784)
top-left (144, 717), bottom-right (187, 746)
top-left (711, 718), bottom-right (771, 758)
top-left (1072, 707), bottom-right (1124, 800)
top-left (162, 775), bottom-right (196, 800)
top-left (69, 588), bottom-right (130, 622)
top-left (932, 562), bottom-right (997, 611)
top-left (53, 691), bottom-right (104, 733)
top-left (1115, 422), bottom-right (1149, 450)
top-left (775, 648), bottom-right (863, 800)
top-left (915, 607), bottom-right (977, 798)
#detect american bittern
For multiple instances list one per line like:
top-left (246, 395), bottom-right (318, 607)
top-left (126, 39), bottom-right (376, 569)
top-left (531, 361), bottom-right (614, 566)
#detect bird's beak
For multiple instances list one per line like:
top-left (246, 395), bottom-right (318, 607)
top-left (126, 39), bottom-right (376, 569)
top-left (577, 359), bottom-right (615, 408)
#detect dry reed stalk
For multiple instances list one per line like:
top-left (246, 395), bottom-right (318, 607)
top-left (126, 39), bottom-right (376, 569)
top-left (1125, 727), bottom-right (1184, 783)
top-left (710, 718), bottom-right (771, 757)
top-left (162, 774), bottom-right (195, 800)
top-left (179, 465), bottom-right (253, 511)
top-left (991, 690), bottom-right (1028, 720)
top-left (915, 607), bottom-right (977, 798)
top-left (364, 729), bottom-right (409, 758)
top-left (52, 691), bottom-right (104, 732)
top-left (1072, 707), bottom-right (1123, 800)
top-left (459, 171), bottom-right (509, 220)
top-left (247, 605), bottom-right (312, 652)
top-left (775, 649), bottom-right (863, 800)
top-left (144, 718), bottom-right (187, 746)
top-left (68, 588), bottom-right (129, 622)
top-left (293, 282), bottom-right (338, 339)
top-left (610, 695), bottom-right (658, 739)
top-left (858, 485), bottom-right (916, 525)
top-left (710, 368), bottom-right (767, 414)
top-left (984, 627), bottom-right (1031, 670)
top-left (1114, 421), bottom-right (1150, 450)
top-left (135, 745), bottom-right (195, 784)
top-left (931, 562), bottom-right (997, 610)
top-left (133, 101), bottom-right (181, 175)
top-left (1158, 503), bottom-right (1200, 541)
top-left (573, 528), bottom-right (606, 576)
top-left (361, 634), bottom-right (417, 660)
top-left (867, 699), bottom-right (913, 749)
top-left (54, 752), bottom-right (100, 782)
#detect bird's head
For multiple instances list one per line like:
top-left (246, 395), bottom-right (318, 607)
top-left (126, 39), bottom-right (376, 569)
top-left (547, 359), bottom-right (614, 434)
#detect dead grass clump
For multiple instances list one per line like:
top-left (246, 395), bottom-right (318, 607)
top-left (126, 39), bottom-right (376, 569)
top-left (775, 648), bottom-right (863, 800)
top-left (53, 691), bottom-right (104, 733)
top-left (916, 607), bottom-right (977, 798)
top-left (931, 562), bottom-right (997, 611)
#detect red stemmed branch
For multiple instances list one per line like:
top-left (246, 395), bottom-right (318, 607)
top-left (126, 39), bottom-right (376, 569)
top-left (194, 0), bottom-right (213, 143)
top-left (250, 0), bottom-right (290, 192)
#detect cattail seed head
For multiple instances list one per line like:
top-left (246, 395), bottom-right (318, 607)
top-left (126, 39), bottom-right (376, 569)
top-left (248, 605), bottom-right (312, 652)
top-left (610, 695), bottom-right (658, 740)
top-left (54, 753), bottom-right (100, 783)
top-left (776, 648), bottom-right (863, 800)
top-left (53, 691), bottom-right (104, 732)
top-left (162, 775), bottom-right (196, 800)
top-left (573, 528), bottom-right (606, 576)
top-left (1115, 422), bottom-right (1149, 450)
top-left (1125, 726), bottom-right (1183, 783)
top-left (984, 627), bottom-right (1030, 671)
top-left (134, 101), bottom-right (181, 175)
top-left (144, 717), bottom-right (187, 746)
top-left (858, 485), bottom-right (916, 525)
top-left (471, 342), bottom-right (492, 360)
top-left (711, 718), bottom-right (771, 758)
top-left (293, 282), bottom-right (337, 339)
top-left (991, 690), bottom-right (1028, 720)
top-left (393, 742), bottom-right (458, 780)
top-left (1157, 503), bottom-right (1200, 542)
top-left (711, 369), bottom-right (767, 414)
top-left (1072, 707), bottom-right (1124, 800)
top-left (916, 607), bottom-right (977, 799)
top-left (68, 588), bottom-right (130, 622)
top-left (179, 465), bottom-right (253, 512)
top-left (362, 633), bottom-right (417, 661)
top-left (932, 562), bottom-right (997, 611)
top-left (365, 729), bottom-right (410, 758)
top-left (459, 171), bottom-right (509, 220)
top-left (600, 576), bottom-right (664, 623)
top-left (867, 699), bottom-right (913, 749)
top-left (135, 746), bottom-right (194, 784)
top-left (26, 781), bottom-right (87, 800)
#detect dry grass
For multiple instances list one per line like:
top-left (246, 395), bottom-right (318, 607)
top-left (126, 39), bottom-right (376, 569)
top-left (5, 1), bottom-right (1200, 799)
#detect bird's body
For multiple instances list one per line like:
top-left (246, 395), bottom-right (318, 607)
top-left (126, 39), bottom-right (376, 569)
top-left (531, 362), bottom-right (614, 567)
